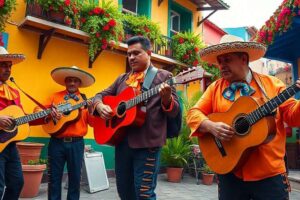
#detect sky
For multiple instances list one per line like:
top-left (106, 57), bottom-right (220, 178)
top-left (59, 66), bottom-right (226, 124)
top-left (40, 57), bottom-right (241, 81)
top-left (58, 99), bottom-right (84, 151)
top-left (203, 0), bottom-right (284, 29)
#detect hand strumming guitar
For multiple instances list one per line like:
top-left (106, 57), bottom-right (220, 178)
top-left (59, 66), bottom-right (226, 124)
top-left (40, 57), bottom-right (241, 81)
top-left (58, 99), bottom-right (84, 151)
top-left (159, 83), bottom-right (172, 108)
top-left (0, 115), bottom-right (14, 129)
top-left (95, 102), bottom-right (114, 120)
top-left (198, 120), bottom-right (235, 141)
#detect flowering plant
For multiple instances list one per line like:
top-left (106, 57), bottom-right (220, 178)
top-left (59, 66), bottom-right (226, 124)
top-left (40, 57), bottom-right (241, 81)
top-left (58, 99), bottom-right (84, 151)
top-left (0, 0), bottom-right (17, 32)
top-left (80, 0), bottom-right (123, 61)
top-left (202, 62), bottom-right (220, 80)
top-left (171, 32), bottom-right (204, 66)
top-left (38, 0), bottom-right (82, 27)
top-left (122, 13), bottom-right (164, 46)
top-left (255, 0), bottom-right (300, 46)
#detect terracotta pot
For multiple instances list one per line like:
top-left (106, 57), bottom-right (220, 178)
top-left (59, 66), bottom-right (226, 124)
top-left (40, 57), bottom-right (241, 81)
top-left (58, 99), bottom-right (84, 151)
top-left (16, 142), bottom-right (45, 165)
top-left (166, 167), bottom-right (183, 183)
top-left (202, 173), bottom-right (214, 185)
top-left (20, 164), bottom-right (47, 198)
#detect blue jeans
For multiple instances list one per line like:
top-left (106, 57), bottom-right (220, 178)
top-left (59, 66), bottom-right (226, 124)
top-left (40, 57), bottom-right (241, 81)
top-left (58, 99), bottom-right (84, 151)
top-left (115, 139), bottom-right (161, 200)
top-left (218, 173), bottom-right (290, 200)
top-left (48, 137), bottom-right (84, 200)
top-left (0, 142), bottom-right (24, 200)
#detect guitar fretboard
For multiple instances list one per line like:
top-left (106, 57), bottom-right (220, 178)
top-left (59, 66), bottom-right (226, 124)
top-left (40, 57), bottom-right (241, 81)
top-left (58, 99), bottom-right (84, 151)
top-left (126, 78), bottom-right (174, 109)
top-left (16, 109), bottom-right (52, 126)
top-left (246, 84), bottom-right (300, 124)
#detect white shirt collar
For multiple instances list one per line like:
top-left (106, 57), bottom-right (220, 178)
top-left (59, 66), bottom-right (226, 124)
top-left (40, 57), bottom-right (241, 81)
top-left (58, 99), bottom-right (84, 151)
top-left (245, 70), bottom-right (252, 84)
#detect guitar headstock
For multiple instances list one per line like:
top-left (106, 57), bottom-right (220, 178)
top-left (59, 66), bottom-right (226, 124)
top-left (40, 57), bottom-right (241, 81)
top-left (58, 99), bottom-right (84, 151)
top-left (174, 67), bottom-right (206, 84)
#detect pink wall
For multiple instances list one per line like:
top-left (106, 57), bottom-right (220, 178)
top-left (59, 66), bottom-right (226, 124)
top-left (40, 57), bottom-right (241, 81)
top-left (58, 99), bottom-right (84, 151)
top-left (203, 20), bottom-right (226, 45)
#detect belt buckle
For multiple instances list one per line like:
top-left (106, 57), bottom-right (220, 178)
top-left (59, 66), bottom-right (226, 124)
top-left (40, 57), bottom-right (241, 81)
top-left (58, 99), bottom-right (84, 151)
top-left (63, 137), bottom-right (72, 142)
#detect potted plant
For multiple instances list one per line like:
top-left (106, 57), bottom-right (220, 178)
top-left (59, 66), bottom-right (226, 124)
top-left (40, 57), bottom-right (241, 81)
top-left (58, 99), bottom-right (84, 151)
top-left (16, 142), bottom-right (45, 165)
top-left (0, 0), bottom-right (16, 32)
top-left (122, 13), bottom-right (165, 46)
top-left (38, 0), bottom-right (82, 26)
top-left (20, 159), bottom-right (47, 198)
top-left (171, 31), bottom-right (205, 67)
top-left (161, 136), bottom-right (191, 182)
top-left (80, 0), bottom-right (124, 61)
top-left (201, 164), bottom-right (214, 185)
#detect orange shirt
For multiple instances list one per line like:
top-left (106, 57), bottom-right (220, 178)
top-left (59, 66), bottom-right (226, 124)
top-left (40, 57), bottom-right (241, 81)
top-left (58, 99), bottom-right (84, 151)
top-left (35, 90), bottom-right (94, 138)
top-left (187, 72), bottom-right (300, 181)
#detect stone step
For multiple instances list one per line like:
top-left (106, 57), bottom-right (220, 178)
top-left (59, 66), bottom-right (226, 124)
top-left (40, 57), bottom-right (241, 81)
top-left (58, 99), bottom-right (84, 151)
top-left (288, 170), bottom-right (300, 191)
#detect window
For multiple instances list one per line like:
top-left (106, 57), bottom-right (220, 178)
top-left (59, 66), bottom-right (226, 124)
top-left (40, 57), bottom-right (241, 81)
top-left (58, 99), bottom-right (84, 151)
top-left (170, 10), bottom-right (180, 34)
top-left (122, 0), bottom-right (138, 15)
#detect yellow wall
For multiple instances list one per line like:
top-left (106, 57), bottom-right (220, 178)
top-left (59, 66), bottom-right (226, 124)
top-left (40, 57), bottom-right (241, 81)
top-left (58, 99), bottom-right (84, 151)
top-left (4, 0), bottom-right (203, 139)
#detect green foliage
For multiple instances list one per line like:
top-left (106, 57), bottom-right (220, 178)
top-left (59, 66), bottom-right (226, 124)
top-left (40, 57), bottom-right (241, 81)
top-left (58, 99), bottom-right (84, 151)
top-left (161, 136), bottom-right (191, 168)
top-left (81, 0), bottom-right (124, 61)
top-left (201, 164), bottom-right (214, 174)
top-left (27, 159), bottom-right (48, 165)
top-left (171, 32), bottom-right (205, 67)
top-left (122, 13), bottom-right (164, 46)
top-left (0, 0), bottom-right (17, 32)
top-left (202, 62), bottom-right (220, 81)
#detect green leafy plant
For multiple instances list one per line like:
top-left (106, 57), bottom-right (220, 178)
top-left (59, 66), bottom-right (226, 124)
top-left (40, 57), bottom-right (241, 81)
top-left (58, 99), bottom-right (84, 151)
top-left (202, 62), bottom-right (220, 81)
top-left (122, 13), bottom-right (165, 46)
top-left (201, 163), bottom-right (214, 174)
top-left (27, 158), bottom-right (48, 165)
top-left (171, 32), bottom-right (205, 66)
top-left (0, 0), bottom-right (17, 32)
top-left (161, 136), bottom-right (191, 168)
top-left (81, 0), bottom-right (124, 61)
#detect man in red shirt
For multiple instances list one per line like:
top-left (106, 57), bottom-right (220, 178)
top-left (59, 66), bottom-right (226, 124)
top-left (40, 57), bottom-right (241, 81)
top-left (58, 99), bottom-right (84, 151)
top-left (0, 46), bottom-right (25, 200)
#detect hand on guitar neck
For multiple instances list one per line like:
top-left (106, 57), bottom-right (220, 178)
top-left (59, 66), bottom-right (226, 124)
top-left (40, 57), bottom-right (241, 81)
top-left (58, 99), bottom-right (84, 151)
top-left (199, 120), bottom-right (235, 141)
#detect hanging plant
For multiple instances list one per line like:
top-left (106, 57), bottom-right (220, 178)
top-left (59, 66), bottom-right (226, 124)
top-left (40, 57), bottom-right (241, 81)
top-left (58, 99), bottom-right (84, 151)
top-left (171, 32), bottom-right (204, 67)
top-left (80, 0), bottom-right (124, 61)
top-left (255, 0), bottom-right (300, 46)
top-left (0, 0), bottom-right (17, 32)
top-left (122, 13), bottom-right (165, 46)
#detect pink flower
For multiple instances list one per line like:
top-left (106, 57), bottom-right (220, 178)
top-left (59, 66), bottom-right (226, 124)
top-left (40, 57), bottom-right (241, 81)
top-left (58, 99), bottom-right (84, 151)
top-left (0, 0), bottom-right (5, 8)
top-left (64, 0), bottom-right (71, 7)
top-left (108, 19), bottom-right (116, 27)
top-left (102, 25), bottom-right (110, 31)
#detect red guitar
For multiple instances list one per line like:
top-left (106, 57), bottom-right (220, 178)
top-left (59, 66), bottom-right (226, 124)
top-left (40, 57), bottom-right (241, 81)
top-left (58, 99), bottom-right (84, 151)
top-left (93, 67), bottom-right (210, 146)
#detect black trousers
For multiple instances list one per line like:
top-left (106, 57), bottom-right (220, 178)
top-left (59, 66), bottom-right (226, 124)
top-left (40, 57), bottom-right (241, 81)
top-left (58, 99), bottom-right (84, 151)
top-left (218, 173), bottom-right (290, 200)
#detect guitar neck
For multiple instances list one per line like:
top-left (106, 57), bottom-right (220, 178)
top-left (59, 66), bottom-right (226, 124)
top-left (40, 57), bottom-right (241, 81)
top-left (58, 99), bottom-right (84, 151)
top-left (126, 78), bottom-right (174, 109)
top-left (16, 108), bottom-right (52, 126)
top-left (247, 83), bottom-right (300, 124)
top-left (71, 97), bottom-right (93, 111)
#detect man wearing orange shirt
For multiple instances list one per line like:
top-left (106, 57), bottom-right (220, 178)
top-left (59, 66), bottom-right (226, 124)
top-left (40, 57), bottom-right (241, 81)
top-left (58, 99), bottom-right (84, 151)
top-left (35, 66), bottom-right (95, 200)
top-left (187, 35), bottom-right (300, 200)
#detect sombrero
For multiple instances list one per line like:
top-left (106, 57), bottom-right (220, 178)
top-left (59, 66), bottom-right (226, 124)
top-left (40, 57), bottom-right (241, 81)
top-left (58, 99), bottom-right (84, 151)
top-left (0, 46), bottom-right (25, 64)
top-left (51, 66), bottom-right (95, 88)
top-left (199, 35), bottom-right (266, 65)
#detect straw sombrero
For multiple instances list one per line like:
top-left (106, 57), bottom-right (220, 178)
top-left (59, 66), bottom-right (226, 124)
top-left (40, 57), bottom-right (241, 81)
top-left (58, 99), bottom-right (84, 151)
top-left (200, 35), bottom-right (266, 65)
top-left (51, 66), bottom-right (95, 88)
top-left (0, 46), bottom-right (25, 64)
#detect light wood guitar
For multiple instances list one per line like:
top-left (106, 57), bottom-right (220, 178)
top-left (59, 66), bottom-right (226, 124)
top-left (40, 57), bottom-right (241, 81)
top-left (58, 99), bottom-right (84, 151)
top-left (93, 67), bottom-right (210, 146)
top-left (0, 103), bottom-right (69, 152)
top-left (42, 98), bottom-right (92, 136)
top-left (198, 83), bottom-right (300, 174)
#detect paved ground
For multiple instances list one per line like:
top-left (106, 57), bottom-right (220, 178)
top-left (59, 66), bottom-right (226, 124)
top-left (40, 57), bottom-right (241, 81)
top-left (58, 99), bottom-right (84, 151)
top-left (21, 174), bottom-right (300, 200)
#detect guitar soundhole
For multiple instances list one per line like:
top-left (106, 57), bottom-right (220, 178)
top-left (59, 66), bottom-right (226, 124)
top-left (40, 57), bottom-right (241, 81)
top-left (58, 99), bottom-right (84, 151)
top-left (63, 111), bottom-right (71, 116)
top-left (234, 116), bottom-right (250, 136)
top-left (117, 102), bottom-right (126, 116)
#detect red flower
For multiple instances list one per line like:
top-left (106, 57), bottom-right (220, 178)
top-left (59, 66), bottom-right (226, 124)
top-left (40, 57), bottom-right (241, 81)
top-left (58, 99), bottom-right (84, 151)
top-left (178, 37), bottom-right (184, 44)
top-left (144, 26), bottom-right (150, 33)
top-left (93, 7), bottom-right (104, 15)
top-left (64, 0), bottom-right (71, 7)
top-left (194, 47), bottom-right (199, 52)
top-left (105, 13), bottom-right (110, 17)
top-left (101, 44), bottom-right (108, 50)
top-left (80, 18), bottom-right (86, 23)
top-left (108, 19), bottom-right (116, 27)
top-left (192, 60), bottom-right (199, 66)
top-left (49, 5), bottom-right (54, 10)
top-left (102, 38), bottom-right (107, 44)
top-left (0, 34), bottom-right (4, 47)
top-left (102, 25), bottom-right (110, 31)
top-left (95, 32), bottom-right (101, 38)
top-left (187, 50), bottom-right (192, 54)
top-left (0, 0), bottom-right (5, 8)
top-left (183, 54), bottom-right (189, 59)
top-left (118, 35), bottom-right (123, 42)
top-left (65, 18), bottom-right (72, 26)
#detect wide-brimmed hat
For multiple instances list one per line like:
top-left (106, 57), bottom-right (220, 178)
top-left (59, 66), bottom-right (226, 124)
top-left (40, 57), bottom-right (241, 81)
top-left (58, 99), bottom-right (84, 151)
top-left (51, 66), bottom-right (95, 88)
top-left (0, 46), bottom-right (25, 64)
top-left (199, 35), bottom-right (266, 64)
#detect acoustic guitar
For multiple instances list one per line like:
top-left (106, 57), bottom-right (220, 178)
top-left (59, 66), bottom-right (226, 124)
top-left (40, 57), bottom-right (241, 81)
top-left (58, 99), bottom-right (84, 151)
top-left (198, 83), bottom-right (300, 174)
top-left (42, 98), bottom-right (92, 136)
top-left (93, 67), bottom-right (210, 146)
top-left (0, 103), bottom-right (70, 152)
